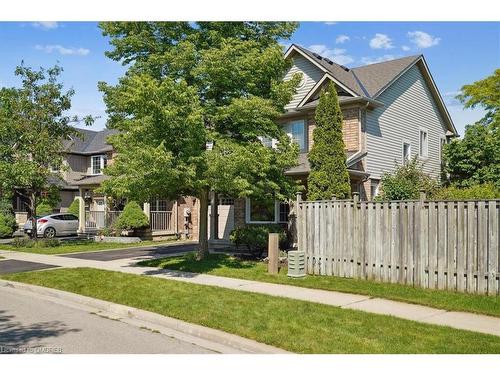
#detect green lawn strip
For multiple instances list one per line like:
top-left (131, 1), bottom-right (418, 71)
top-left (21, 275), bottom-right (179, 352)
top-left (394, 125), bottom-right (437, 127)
top-left (2, 268), bottom-right (500, 354)
top-left (0, 239), bottom-right (180, 255)
top-left (137, 253), bottom-right (500, 318)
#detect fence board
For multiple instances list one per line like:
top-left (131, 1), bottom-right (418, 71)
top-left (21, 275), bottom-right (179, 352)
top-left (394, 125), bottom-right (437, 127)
top-left (488, 201), bottom-right (498, 295)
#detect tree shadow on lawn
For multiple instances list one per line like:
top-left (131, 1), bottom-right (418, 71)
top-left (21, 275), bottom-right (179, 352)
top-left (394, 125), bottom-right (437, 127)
top-left (136, 253), bottom-right (255, 277)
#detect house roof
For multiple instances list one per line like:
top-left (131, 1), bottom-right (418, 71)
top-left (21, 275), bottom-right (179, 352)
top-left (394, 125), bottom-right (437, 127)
top-left (285, 44), bottom-right (457, 136)
top-left (351, 55), bottom-right (422, 98)
top-left (63, 128), bottom-right (118, 155)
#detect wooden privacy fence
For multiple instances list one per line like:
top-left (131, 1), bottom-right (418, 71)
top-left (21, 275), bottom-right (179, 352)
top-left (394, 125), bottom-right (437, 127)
top-left (296, 196), bottom-right (500, 295)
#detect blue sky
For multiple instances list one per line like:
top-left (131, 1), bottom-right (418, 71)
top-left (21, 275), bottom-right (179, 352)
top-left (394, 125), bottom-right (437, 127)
top-left (0, 21), bottom-right (498, 136)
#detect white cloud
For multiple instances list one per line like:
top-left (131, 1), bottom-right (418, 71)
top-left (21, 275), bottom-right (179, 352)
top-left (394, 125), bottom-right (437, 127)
top-left (307, 44), bottom-right (354, 65)
top-left (361, 55), bottom-right (397, 65)
top-left (32, 22), bottom-right (59, 30)
top-left (335, 35), bottom-right (350, 44)
top-left (324, 22), bottom-right (337, 25)
top-left (35, 44), bottom-right (90, 56)
top-left (369, 33), bottom-right (394, 49)
top-left (401, 45), bottom-right (411, 51)
top-left (407, 31), bottom-right (441, 48)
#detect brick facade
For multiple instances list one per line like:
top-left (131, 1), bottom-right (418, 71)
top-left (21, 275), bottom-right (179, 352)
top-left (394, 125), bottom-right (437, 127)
top-left (176, 196), bottom-right (199, 240)
top-left (307, 107), bottom-right (360, 152)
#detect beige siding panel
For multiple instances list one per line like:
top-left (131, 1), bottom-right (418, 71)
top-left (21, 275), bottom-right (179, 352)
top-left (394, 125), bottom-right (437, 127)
top-left (284, 56), bottom-right (324, 109)
top-left (365, 64), bottom-right (448, 180)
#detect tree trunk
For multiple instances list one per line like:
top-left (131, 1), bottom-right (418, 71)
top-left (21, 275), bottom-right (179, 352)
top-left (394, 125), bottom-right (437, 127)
top-left (197, 188), bottom-right (210, 260)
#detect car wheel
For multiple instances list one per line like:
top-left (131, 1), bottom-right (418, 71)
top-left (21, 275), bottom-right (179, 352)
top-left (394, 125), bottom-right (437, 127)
top-left (44, 227), bottom-right (56, 238)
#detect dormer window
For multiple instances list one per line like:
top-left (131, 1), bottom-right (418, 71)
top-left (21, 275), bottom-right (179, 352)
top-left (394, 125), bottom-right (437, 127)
top-left (91, 155), bottom-right (107, 175)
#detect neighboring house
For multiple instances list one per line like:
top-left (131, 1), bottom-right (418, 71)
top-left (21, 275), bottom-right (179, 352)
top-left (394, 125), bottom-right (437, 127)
top-left (232, 44), bottom-right (458, 236)
top-left (12, 128), bottom-right (199, 239)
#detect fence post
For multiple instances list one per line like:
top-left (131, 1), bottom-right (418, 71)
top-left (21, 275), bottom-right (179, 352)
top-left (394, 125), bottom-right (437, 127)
top-left (268, 233), bottom-right (279, 274)
top-left (143, 202), bottom-right (151, 220)
top-left (419, 190), bottom-right (426, 202)
top-left (293, 192), bottom-right (302, 250)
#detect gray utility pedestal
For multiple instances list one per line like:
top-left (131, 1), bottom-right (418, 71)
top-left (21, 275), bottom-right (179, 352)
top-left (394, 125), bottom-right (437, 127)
top-left (287, 250), bottom-right (306, 278)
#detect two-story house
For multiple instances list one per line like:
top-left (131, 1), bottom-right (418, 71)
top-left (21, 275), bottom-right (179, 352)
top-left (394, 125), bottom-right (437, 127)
top-left (229, 44), bottom-right (458, 238)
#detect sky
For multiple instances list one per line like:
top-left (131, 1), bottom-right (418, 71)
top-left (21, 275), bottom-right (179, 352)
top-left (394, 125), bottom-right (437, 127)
top-left (0, 21), bottom-right (498, 136)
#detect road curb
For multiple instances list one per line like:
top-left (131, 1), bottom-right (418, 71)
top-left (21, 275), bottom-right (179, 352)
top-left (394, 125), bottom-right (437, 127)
top-left (0, 279), bottom-right (289, 354)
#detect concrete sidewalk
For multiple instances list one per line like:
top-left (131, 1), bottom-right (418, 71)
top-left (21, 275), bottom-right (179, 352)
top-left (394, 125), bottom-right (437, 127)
top-left (1, 249), bottom-right (499, 337)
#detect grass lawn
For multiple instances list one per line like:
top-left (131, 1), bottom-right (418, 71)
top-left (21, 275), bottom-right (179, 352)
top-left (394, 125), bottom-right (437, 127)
top-left (3, 268), bottom-right (500, 353)
top-left (0, 238), bottom-right (179, 255)
top-left (137, 253), bottom-right (500, 318)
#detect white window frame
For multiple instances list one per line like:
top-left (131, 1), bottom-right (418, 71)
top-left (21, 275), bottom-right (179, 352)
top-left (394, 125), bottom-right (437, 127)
top-left (91, 154), bottom-right (106, 175)
top-left (419, 128), bottom-right (429, 159)
top-left (245, 198), bottom-right (289, 224)
top-left (402, 140), bottom-right (411, 164)
top-left (283, 119), bottom-right (307, 152)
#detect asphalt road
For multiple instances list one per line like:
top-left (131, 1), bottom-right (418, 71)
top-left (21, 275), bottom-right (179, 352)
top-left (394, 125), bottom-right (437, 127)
top-left (61, 242), bottom-right (197, 261)
top-left (0, 287), bottom-right (214, 354)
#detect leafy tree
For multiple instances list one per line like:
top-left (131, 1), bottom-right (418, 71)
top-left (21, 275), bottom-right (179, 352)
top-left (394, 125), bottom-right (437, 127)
top-left (307, 82), bottom-right (350, 200)
top-left (0, 64), bottom-right (93, 238)
top-left (444, 69), bottom-right (500, 188)
top-left (378, 157), bottom-right (439, 200)
top-left (35, 202), bottom-right (53, 216)
top-left (98, 22), bottom-right (300, 258)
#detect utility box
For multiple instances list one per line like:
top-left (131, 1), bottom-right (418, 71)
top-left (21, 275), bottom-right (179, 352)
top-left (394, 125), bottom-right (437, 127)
top-left (287, 250), bottom-right (306, 278)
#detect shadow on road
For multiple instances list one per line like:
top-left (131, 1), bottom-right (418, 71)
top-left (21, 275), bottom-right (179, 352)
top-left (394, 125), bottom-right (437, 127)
top-left (0, 309), bottom-right (80, 351)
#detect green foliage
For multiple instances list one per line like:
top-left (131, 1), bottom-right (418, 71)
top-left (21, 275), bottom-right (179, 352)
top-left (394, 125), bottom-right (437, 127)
top-left (36, 202), bottom-right (53, 216)
top-left (433, 183), bottom-right (500, 200)
top-left (97, 22), bottom-right (301, 254)
top-left (444, 70), bottom-right (500, 189)
top-left (307, 82), bottom-right (350, 200)
top-left (230, 224), bottom-right (288, 257)
top-left (0, 199), bottom-right (17, 238)
top-left (115, 201), bottom-right (149, 230)
top-left (378, 158), bottom-right (439, 200)
top-left (0, 64), bottom-right (93, 238)
top-left (67, 199), bottom-right (80, 217)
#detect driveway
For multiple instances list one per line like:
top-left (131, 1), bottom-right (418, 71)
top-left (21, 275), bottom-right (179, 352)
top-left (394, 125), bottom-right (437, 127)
top-left (0, 286), bottom-right (214, 354)
top-left (0, 260), bottom-right (60, 275)
top-left (61, 242), bottom-right (197, 261)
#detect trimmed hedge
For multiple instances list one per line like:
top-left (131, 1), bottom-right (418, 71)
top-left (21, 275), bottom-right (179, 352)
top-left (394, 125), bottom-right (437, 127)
top-left (230, 224), bottom-right (288, 257)
top-left (115, 201), bottom-right (149, 230)
top-left (67, 199), bottom-right (80, 217)
top-left (36, 202), bottom-right (53, 216)
top-left (433, 183), bottom-right (500, 200)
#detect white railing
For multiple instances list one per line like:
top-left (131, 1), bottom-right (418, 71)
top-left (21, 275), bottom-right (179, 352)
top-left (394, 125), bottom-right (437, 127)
top-left (151, 210), bottom-right (174, 233)
top-left (85, 210), bottom-right (122, 229)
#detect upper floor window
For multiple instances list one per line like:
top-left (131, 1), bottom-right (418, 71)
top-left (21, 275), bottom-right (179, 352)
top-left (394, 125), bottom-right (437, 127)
top-left (419, 129), bottom-right (429, 158)
top-left (91, 155), bottom-right (107, 175)
top-left (284, 119), bottom-right (306, 152)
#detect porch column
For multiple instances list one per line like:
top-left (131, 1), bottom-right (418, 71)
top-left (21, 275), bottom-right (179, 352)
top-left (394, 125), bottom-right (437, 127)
top-left (77, 188), bottom-right (85, 234)
top-left (209, 191), bottom-right (219, 240)
top-left (143, 202), bottom-right (151, 220)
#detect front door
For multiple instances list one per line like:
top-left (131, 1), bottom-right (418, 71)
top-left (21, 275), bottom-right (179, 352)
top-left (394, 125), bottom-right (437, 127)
top-left (208, 197), bottom-right (235, 241)
top-left (94, 198), bottom-right (106, 228)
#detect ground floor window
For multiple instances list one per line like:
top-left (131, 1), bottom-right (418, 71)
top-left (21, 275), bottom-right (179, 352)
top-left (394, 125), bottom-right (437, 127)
top-left (246, 198), bottom-right (290, 223)
top-left (151, 199), bottom-right (168, 211)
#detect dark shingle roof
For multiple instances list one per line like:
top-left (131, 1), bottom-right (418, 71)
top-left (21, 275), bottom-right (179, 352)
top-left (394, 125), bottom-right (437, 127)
top-left (285, 151), bottom-right (363, 175)
top-left (291, 45), bottom-right (421, 100)
top-left (63, 128), bottom-right (118, 155)
top-left (351, 55), bottom-right (422, 98)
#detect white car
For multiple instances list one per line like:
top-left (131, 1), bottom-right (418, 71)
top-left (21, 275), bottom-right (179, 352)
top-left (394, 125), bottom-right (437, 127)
top-left (24, 214), bottom-right (79, 238)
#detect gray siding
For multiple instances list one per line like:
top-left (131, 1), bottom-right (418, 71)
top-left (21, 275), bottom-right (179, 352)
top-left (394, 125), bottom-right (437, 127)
top-left (365, 64), bottom-right (448, 180)
top-left (284, 55), bottom-right (324, 109)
